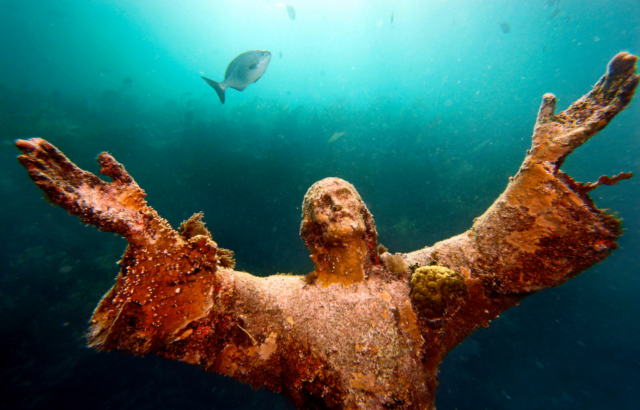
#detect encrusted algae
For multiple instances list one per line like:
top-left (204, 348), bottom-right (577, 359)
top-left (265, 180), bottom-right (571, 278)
top-left (383, 252), bottom-right (409, 276)
top-left (180, 212), bottom-right (236, 269)
top-left (213, 248), bottom-right (234, 269)
top-left (179, 211), bottom-right (211, 239)
top-left (410, 266), bottom-right (466, 317)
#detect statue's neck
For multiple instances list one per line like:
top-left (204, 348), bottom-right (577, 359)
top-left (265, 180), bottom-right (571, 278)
top-left (311, 238), bottom-right (366, 286)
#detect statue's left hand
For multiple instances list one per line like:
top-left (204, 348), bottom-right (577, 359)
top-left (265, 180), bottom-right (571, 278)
top-left (16, 138), bottom-right (152, 242)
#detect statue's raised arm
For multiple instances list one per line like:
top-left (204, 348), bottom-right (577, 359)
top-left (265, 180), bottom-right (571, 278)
top-left (16, 52), bottom-right (638, 410)
top-left (402, 51), bottom-right (638, 353)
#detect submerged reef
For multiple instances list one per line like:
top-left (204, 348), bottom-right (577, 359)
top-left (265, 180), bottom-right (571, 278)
top-left (15, 53), bottom-right (638, 409)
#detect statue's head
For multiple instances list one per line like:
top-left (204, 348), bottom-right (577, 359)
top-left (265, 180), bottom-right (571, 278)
top-left (300, 178), bottom-right (379, 285)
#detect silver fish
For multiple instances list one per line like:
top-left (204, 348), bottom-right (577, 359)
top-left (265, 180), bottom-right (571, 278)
top-left (547, 7), bottom-right (562, 20)
top-left (544, 0), bottom-right (561, 8)
top-left (287, 4), bottom-right (296, 20)
top-left (202, 50), bottom-right (272, 104)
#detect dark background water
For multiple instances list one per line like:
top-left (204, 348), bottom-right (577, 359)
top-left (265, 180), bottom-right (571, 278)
top-left (1, 0), bottom-right (639, 409)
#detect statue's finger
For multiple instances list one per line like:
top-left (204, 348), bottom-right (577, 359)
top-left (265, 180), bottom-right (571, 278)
top-left (97, 152), bottom-right (135, 185)
top-left (15, 138), bottom-right (39, 156)
top-left (34, 138), bottom-right (89, 179)
top-left (536, 93), bottom-right (556, 125)
top-left (601, 52), bottom-right (638, 94)
top-left (16, 138), bottom-right (73, 177)
top-left (615, 72), bottom-right (639, 109)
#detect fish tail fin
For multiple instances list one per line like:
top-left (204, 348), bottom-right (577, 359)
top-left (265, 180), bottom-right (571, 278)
top-left (201, 76), bottom-right (226, 104)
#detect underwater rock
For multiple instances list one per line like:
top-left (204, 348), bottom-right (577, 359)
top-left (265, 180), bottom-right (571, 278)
top-left (15, 52), bottom-right (638, 410)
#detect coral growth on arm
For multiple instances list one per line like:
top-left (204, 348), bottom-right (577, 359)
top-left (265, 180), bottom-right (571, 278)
top-left (15, 53), bottom-right (638, 410)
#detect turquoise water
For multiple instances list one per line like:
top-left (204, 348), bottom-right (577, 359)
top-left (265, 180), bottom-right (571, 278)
top-left (1, 0), bottom-right (639, 409)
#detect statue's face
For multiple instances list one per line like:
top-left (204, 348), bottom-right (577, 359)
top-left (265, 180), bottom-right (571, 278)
top-left (303, 178), bottom-right (366, 245)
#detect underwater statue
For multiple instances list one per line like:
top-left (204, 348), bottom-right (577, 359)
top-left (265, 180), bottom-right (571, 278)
top-left (15, 52), bottom-right (638, 409)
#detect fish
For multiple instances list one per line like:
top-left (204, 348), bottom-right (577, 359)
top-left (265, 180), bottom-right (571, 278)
top-left (543, 0), bottom-right (561, 8)
top-left (547, 7), bottom-right (561, 20)
top-left (390, 12), bottom-right (394, 24)
top-left (499, 21), bottom-right (511, 34)
top-left (279, 51), bottom-right (283, 59)
top-left (287, 4), bottom-right (296, 20)
top-left (117, 77), bottom-right (134, 93)
top-left (328, 132), bottom-right (346, 143)
top-left (202, 50), bottom-right (272, 104)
